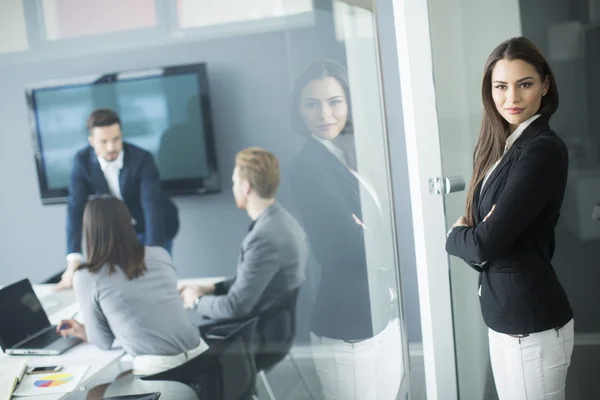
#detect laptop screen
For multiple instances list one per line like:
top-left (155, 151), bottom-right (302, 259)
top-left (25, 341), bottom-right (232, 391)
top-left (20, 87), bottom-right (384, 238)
top-left (0, 279), bottom-right (51, 350)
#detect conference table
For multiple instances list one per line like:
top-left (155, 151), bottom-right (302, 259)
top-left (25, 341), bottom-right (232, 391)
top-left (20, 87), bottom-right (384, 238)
top-left (1, 277), bottom-right (224, 400)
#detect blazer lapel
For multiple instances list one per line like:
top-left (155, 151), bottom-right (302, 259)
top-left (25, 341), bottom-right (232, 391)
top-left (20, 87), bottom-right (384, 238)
top-left (477, 116), bottom-right (550, 218)
top-left (479, 149), bottom-right (518, 202)
top-left (118, 150), bottom-right (129, 201)
top-left (89, 152), bottom-right (110, 195)
top-left (473, 179), bottom-right (483, 223)
top-left (309, 138), bottom-right (361, 208)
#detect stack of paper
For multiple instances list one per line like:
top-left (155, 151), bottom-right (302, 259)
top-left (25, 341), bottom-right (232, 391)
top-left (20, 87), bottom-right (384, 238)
top-left (0, 359), bottom-right (27, 400)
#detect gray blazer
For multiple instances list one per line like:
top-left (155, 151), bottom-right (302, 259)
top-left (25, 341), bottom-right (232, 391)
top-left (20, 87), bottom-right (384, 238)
top-left (195, 202), bottom-right (308, 319)
top-left (73, 247), bottom-right (200, 356)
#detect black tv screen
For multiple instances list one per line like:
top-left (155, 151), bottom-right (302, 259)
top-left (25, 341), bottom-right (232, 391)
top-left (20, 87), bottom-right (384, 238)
top-left (26, 63), bottom-right (219, 205)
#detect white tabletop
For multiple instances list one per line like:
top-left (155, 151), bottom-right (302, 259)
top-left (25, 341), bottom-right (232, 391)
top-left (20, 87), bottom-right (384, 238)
top-left (3, 278), bottom-right (225, 399)
top-left (177, 277), bottom-right (225, 287)
top-left (2, 285), bottom-right (125, 400)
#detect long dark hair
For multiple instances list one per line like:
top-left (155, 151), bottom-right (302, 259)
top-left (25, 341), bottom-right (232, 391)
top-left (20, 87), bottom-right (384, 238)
top-left (292, 60), bottom-right (357, 170)
top-left (78, 195), bottom-right (146, 280)
top-left (465, 37), bottom-right (559, 224)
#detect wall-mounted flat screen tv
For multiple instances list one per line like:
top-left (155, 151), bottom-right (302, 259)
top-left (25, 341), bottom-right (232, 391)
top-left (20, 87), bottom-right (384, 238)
top-left (25, 63), bottom-right (219, 205)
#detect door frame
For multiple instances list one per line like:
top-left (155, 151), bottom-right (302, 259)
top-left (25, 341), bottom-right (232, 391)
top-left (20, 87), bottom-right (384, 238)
top-left (374, 0), bottom-right (459, 398)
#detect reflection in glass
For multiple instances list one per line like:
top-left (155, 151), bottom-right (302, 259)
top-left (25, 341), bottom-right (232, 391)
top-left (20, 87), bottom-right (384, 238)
top-left (0, 0), bottom-right (28, 54)
top-left (177, 0), bottom-right (312, 28)
top-left (42, 0), bottom-right (156, 40)
top-left (288, 60), bottom-right (403, 400)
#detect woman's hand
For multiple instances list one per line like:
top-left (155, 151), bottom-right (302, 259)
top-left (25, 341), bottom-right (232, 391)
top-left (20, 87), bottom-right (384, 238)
top-left (453, 216), bottom-right (469, 228)
top-left (54, 259), bottom-right (79, 291)
top-left (351, 213), bottom-right (369, 230)
top-left (56, 319), bottom-right (87, 341)
top-left (483, 204), bottom-right (496, 222)
top-left (452, 204), bottom-right (496, 229)
top-left (178, 284), bottom-right (215, 310)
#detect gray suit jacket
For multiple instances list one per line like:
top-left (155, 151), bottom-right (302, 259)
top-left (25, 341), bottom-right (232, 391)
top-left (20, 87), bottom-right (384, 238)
top-left (195, 202), bottom-right (308, 320)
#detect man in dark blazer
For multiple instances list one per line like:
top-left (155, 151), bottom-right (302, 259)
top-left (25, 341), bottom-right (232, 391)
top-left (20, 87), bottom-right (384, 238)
top-left (56, 108), bottom-right (179, 290)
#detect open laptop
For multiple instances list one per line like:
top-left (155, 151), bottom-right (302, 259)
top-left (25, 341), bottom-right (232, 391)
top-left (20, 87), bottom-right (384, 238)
top-left (0, 278), bottom-right (81, 355)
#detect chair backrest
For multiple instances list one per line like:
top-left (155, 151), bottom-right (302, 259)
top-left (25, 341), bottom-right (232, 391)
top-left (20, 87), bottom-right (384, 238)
top-left (142, 317), bottom-right (258, 400)
top-left (253, 287), bottom-right (300, 372)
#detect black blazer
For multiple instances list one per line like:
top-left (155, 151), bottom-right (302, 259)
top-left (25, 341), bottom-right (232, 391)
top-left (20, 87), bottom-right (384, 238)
top-left (67, 142), bottom-right (179, 255)
top-left (289, 137), bottom-right (393, 341)
top-left (446, 116), bottom-right (573, 335)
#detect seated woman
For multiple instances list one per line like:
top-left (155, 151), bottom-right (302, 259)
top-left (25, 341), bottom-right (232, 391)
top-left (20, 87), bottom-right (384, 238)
top-left (57, 195), bottom-right (208, 399)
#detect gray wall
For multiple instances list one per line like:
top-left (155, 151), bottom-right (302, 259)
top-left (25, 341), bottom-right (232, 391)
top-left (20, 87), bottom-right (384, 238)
top-left (0, 31), bottom-right (303, 284)
top-left (0, 6), bottom-right (423, 343)
top-left (520, 0), bottom-right (600, 332)
top-left (0, 19), bottom-right (346, 343)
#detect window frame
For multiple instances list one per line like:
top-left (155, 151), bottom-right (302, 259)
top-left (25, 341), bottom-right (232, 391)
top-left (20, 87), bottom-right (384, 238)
top-left (0, 0), bottom-right (315, 66)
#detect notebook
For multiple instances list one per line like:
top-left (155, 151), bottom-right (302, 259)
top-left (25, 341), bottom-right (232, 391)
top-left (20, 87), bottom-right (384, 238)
top-left (0, 359), bottom-right (27, 400)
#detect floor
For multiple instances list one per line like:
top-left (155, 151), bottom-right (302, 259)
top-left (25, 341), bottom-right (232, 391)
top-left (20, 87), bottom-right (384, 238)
top-left (253, 343), bottom-right (600, 400)
top-left (253, 344), bottom-right (427, 400)
top-left (565, 344), bottom-right (600, 400)
top-left (68, 343), bottom-right (599, 399)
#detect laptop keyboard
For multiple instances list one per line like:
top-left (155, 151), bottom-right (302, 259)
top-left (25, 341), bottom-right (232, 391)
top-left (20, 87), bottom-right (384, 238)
top-left (18, 328), bottom-right (61, 349)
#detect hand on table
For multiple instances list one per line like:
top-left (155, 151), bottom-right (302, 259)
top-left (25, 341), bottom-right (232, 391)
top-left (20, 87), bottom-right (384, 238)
top-left (56, 318), bottom-right (87, 341)
top-left (178, 284), bottom-right (215, 310)
top-left (55, 259), bottom-right (80, 291)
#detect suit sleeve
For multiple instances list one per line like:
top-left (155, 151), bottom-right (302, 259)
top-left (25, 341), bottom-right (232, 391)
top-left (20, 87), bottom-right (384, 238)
top-left (139, 153), bottom-right (165, 246)
top-left (289, 161), bottom-right (366, 275)
top-left (214, 278), bottom-right (235, 295)
top-left (446, 136), bottom-right (567, 264)
top-left (66, 155), bottom-right (87, 255)
top-left (195, 236), bottom-right (279, 319)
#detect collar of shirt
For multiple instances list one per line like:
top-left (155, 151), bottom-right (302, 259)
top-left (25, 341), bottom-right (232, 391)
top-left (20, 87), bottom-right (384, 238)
top-left (97, 149), bottom-right (124, 171)
top-left (247, 202), bottom-right (279, 232)
top-left (312, 135), bottom-right (347, 166)
top-left (504, 114), bottom-right (541, 153)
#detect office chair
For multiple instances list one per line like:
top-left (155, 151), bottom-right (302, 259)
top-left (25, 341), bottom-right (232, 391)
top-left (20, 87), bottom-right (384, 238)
top-left (142, 317), bottom-right (258, 400)
top-left (202, 288), bottom-right (317, 400)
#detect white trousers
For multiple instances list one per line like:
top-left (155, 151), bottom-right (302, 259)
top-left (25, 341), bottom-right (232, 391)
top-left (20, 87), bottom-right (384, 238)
top-left (310, 318), bottom-right (404, 400)
top-left (132, 337), bottom-right (210, 376)
top-left (104, 338), bottom-right (210, 399)
top-left (488, 319), bottom-right (574, 400)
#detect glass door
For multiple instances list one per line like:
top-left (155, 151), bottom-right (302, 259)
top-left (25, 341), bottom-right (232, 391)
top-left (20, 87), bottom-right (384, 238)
top-left (355, 0), bottom-right (600, 397)
top-left (384, 0), bottom-right (525, 399)
top-left (279, 0), bottom-right (413, 398)
top-left (426, 0), bottom-right (523, 398)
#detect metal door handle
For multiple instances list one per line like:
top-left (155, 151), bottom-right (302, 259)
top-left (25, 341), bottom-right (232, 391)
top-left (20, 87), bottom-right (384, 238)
top-left (429, 176), bottom-right (466, 195)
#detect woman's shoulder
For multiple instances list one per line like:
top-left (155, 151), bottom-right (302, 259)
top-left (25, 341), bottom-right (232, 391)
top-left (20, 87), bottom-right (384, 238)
top-left (290, 142), bottom-right (314, 164)
top-left (144, 246), bottom-right (173, 265)
top-left (290, 140), bottom-right (338, 178)
top-left (73, 265), bottom-right (102, 289)
top-left (524, 128), bottom-right (567, 156)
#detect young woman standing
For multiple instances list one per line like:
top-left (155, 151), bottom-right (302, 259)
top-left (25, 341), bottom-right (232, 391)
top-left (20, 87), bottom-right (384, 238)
top-left (446, 37), bottom-right (574, 400)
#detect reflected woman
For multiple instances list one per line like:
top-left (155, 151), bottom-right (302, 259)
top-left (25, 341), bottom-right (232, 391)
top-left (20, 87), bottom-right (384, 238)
top-left (446, 37), bottom-right (574, 400)
top-left (289, 60), bottom-right (402, 399)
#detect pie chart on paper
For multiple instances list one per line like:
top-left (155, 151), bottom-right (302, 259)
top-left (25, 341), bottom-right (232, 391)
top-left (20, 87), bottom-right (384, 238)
top-left (34, 373), bottom-right (75, 387)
